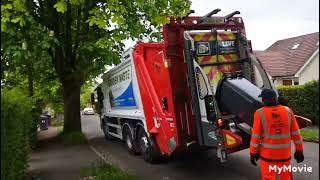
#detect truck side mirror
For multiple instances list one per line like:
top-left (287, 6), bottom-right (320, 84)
top-left (91, 93), bottom-right (95, 105)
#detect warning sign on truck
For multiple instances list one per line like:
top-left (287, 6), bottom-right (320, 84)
top-left (218, 40), bottom-right (237, 54)
top-left (195, 40), bottom-right (237, 56)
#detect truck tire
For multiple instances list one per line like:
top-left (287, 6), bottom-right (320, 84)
top-left (123, 125), bottom-right (139, 155)
top-left (137, 127), bottom-right (161, 163)
top-left (102, 118), bottom-right (115, 140)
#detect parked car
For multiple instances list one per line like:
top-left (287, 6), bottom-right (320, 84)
top-left (82, 107), bottom-right (94, 115)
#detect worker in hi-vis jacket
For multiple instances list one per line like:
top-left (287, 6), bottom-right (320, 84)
top-left (250, 88), bottom-right (304, 180)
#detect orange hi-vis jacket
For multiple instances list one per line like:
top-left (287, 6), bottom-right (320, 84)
top-left (250, 105), bottom-right (303, 161)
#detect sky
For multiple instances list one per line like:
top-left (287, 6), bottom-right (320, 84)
top-left (190, 0), bottom-right (319, 50)
top-left (124, 0), bottom-right (319, 51)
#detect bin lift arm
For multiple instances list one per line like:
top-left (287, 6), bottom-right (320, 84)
top-left (199, 8), bottom-right (221, 23)
top-left (225, 11), bottom-right (240, 20)
top-left (182, 9), bottom-right (196, 20)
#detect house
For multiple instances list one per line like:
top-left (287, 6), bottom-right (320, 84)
top-left (254, 32), bottom-right (319, 86)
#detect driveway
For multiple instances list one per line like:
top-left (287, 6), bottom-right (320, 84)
top-left (82, 115), bottom-right (319, 180)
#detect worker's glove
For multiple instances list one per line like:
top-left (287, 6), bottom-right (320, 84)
top-left (294, 151), bottom-right (304, 163)
top-left (250, 153), bottom-right (259, 166)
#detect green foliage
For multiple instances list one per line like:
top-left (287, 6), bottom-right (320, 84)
top-left (278, 80), bottom-right (319, 125)
top-left (1, 88), bottom-right (38, 180)
top-left (2, 0), bottom-right (191, 83)
top-left (80, 83), bottom-right (94, 109)
top-left (2, 0), bottom-right (191, 132)
top-left (54, 1), bottom-right (68, 13)
top-left (81, 160), bottom-right (139, 180)
top-left (1, 0), bottom-right (63, 114)
top-left (58, 131), bottom-right (87, 145)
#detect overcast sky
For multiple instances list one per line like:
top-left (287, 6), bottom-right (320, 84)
top-left (191, 0), bottom-right (319, 50)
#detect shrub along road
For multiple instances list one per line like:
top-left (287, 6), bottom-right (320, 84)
top-left (82, 115), bottom-right (319, 180)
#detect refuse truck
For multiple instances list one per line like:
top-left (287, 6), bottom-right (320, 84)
top-left (93, 9), bottom-right (311, 163)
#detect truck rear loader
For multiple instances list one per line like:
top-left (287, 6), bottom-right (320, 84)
top-left (93, 9), bottom-right (311, 163)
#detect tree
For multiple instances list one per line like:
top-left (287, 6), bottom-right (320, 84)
top-left (2, 0), bottom-right (191, 133)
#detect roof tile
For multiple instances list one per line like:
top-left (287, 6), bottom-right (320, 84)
top-left (255, 32), bottom-right (319, 77)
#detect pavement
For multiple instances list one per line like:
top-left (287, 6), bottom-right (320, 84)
top-left (27, 127), bottom-right (98, 180)
top-left (83, 115), bottom-right (319, 180)
top-left (28, 115), bottom-right (319, 180)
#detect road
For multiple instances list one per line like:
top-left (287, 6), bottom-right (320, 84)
top-left (81, 115), bottom-right (319, 180)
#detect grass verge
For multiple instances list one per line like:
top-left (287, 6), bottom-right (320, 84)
top-left (58, 130), bottom-right (87, 145)
top-left (81, 160), bottom-right (139, 180)
top-left (300, 129), bottom-right (319, 142)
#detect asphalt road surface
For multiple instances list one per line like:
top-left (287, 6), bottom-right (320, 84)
top-left (81, 115), bottom-right (319, 180)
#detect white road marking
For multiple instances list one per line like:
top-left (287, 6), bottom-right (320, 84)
top-left (89, 144), bottom-right (108, 164)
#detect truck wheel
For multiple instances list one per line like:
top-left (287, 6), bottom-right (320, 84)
top-left (102, 119), bottom-right (114, 140)
top-left (123, 125), bottom-right (139, 155)
top-left (137, 128), bottom-right (161, 163)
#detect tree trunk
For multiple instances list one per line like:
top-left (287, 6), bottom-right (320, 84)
top-left (63, 79), bottom-right (82, 133)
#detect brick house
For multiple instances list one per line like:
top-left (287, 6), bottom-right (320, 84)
top-left (254, 32), bottom-right (319, 86)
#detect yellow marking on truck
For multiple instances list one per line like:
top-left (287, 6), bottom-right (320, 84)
top-left (194, 33), bottom-right (205, 41)
top-left (226, 134), bottom-right (236, 145)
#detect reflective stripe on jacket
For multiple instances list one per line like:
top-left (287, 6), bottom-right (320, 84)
top-left (250, 105), bottom-right (304, 161)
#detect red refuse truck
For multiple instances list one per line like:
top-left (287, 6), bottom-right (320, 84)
top-left (93, 9), bottom-right (311, 163)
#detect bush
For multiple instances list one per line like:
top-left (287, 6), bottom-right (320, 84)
top-left (278, 80), bottom-right (319, 125)
top-left (1, 88), bottom-right (38, 180)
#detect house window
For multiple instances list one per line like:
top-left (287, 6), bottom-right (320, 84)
top-left (294, 79), bottom-right (299, 85)
top-left (291, 43), bottom-right (300, 50)
top-left (282, 79), bottom-right (293, 86)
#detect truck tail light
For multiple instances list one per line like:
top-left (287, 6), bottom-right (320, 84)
top-left (164, 59), bottom-right (169, 68)
top-left (218, 118), bottom-right (224, 127)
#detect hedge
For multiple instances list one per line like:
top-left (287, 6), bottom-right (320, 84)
top-left (277, 80), bottom-right (319, 125)
top-left (1, 88), bottom-right (38, 180)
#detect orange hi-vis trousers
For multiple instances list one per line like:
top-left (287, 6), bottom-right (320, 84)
top-left (260, 159), bottom-right (292, 180)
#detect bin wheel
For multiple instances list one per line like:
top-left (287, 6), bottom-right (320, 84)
top-left (137, 127), bottom-right (161, 163)
top-left (123, 125), bottom-right (139, 155)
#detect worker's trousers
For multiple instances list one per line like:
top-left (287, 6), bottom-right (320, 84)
top-left (260, 159), bottom-right (293, 180)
